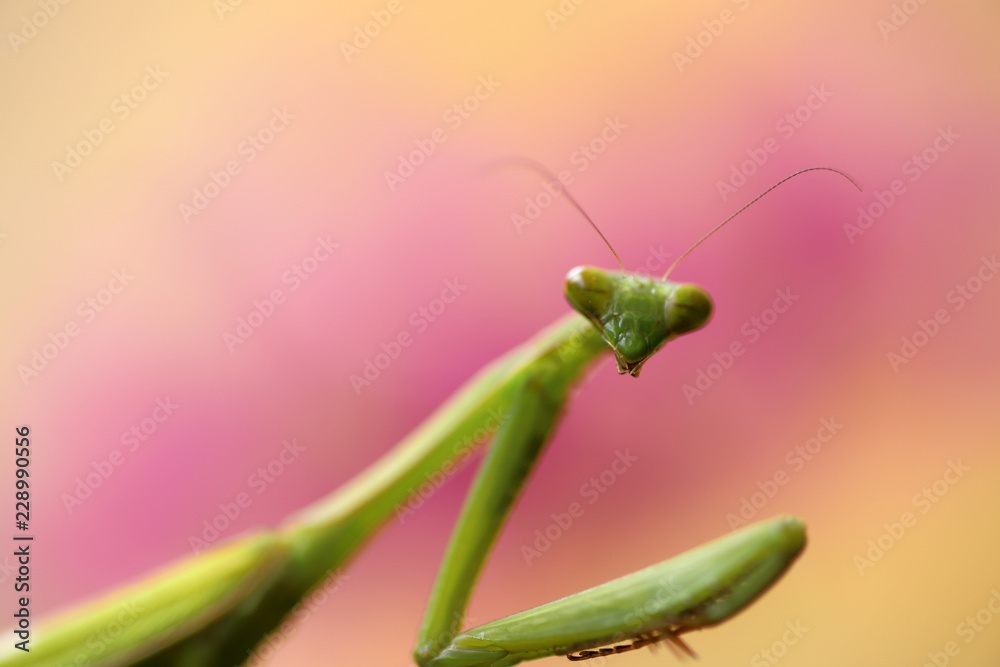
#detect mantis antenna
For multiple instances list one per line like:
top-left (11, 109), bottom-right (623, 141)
top-left (662, 166), bottom-right (863, 279)
top-left (491, 157), bottom-right (625, 273)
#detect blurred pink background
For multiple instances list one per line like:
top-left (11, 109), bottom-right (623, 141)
top-left (3, 2), bottom-right (1000, 665)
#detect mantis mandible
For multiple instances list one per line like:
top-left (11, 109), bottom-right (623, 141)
top-left (6, 165), bottom-right (859, 667)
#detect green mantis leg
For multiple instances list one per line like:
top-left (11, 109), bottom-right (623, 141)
top-left (8, 315), bottom-right (608, 667)
top-left (415, 364), bottom-right (571, 664)
top-left (14, 259), bottom-right (794, 667)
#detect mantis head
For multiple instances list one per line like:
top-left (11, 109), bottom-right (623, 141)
top-left (565, 267), bottom-right (713, 377)
top-left (499, 159), bottom-right (860, 377)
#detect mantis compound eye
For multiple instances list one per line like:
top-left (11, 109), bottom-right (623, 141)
top-left (663, 284), bottom-right (713, 336)
top-left (564, 266), bottom-right (614, 321)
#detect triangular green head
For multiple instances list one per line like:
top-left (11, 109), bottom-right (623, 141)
top-left (565, 266), bottom-right (713, 377)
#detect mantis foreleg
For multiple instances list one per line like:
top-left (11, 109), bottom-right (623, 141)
top-left (8, 316), bottom-right (608, 667)
top-left (416, 359), bottom-right (577, 663)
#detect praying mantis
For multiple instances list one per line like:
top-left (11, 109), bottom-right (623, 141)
top-left (7, 165), bottom-right (859, 667)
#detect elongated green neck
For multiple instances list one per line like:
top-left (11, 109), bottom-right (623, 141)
top-left (106, 315), bottom-right (611, 667)
top-left (277, 313), bottom-right (609, 592)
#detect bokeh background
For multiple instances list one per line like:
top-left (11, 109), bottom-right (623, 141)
top-left (4, 2), bottom-right (1000, 665)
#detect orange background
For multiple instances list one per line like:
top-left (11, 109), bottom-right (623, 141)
top-left (3, 2), bottom-right (1000, 666)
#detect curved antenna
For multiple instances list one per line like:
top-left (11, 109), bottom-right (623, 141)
top-left (662, 167), bottom-right (862, 280)
top-left (488, 157), bottom-right (625, 273)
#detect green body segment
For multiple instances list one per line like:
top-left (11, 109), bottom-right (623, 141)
top-left (9, 314), bottom-right (609, 667)
top-left (415, 346), bottom-right (600, 663)
top-left (427, 516), bottom-right (806, 667)
top-left (415, 377), bottom-right (561, 662)
top-left (11, 267), bottom-right (769, 667)
top-left (0, 532), bottom-right (288, 667)
top-left (416, 268), bottom-right (721, 663)
top-left (565, 267), bottom-right (713, 376)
